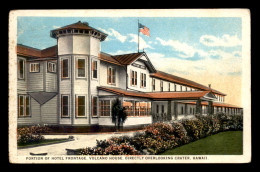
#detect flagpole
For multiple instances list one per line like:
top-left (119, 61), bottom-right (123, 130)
top-left (138, 19), bottom-right (139, 53)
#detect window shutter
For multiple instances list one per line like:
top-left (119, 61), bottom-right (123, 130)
top-left (92, 97), bottom-right (94, 116)
top-left (130, 70), bottom-right (132, 86)
top-left (61, 60), bottom-right (63, 78)
top-left (135, 71), bottom-right (137, 86)
top-left (107, 67), bottom-right (109, 84)
top-left (76, 96), bottom-right (78, 117)
top-left (92, 61), bottom-right (94, 71)
top-left (140, 73), bottom-right (142, 88)
top-left (112, 68), bottom-right (116, 84)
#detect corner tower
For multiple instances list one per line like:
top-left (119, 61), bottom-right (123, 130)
top-left (50, 21), bottom-right (107, 126)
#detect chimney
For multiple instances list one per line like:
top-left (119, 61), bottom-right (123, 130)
top-left (208, 84), bottom-right (211, 89)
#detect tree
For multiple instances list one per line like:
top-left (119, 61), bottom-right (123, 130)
top-left (111, 98), bottom-right (127, 131)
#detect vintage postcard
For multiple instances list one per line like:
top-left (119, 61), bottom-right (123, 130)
top-left (8, 9), bottom-right (251, 163)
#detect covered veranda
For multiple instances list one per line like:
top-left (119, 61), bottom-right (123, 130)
top-left (98, 86), bottom-right (220, 123)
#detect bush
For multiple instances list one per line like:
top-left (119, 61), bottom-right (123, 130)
top-left (79, 140), bottom-right (140, 155)
top-left (78, 113), bottom-right (243, 155)
top-left (17, 125), bottom-right (50, 145)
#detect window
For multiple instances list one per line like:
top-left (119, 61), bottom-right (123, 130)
top-left (190, 107), bottom-right (192, 114)
top-left (61, 59), bottom-right (69, 78)
top-left (30, 63), bottom-right (40, 72)
top-left (77, 59), bottom-right (86, 78)
top-left (180, 86), bottom-right (182, 91)
top-left (161, 105), bottom-right (164, 114)
top-left (181, 106), bottom-right (184, 114)
top-left (152, 78), bottom-right (155, 91)
top-left (18, 59), bottom-right (25, 79)
top-left (61, 95), bottom-right (69, 117)
top-left (186, 87), bottom-right (188, 91)
top-left (108, 67), bottom-right (116, 84)
top-left (134, 102), bottom-right (139, 116)
top-left (174, 84), bottom-right (176, 92)
top-left (99, 100), bottom-right (110, 116)
top-left (168, 83), bottom-right (170, 91)
top-left (76, 96), bottom-right (86, 117)
top-left (140, 73), bottom-right (146, 88)
top-left (92, 97), bottom-right (98, 117)
top-left (156, 105), bottom-right (159, 114)
top-left (123, 101), bottom-right (151, 116)
top-left (160, 81), bottom-right (163, 92)
top-left (48, 62), bottom-right (56, 73)
top-left (92, 60), bottom-right (98, 79)
top-left (18, 95), bottom-right (30, 117)
top-left (123, 101), bottom-right (133, 116)
top-left (130, 70), bottom-right (137, 86)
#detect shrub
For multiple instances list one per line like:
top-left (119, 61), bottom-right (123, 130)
top-left (180, 118), bottom-right (204, 141)
top-left (170, 122), bottom-right (191, 146)
top-left (144, 122), bottom-right (175, 141)
top-left (79, 142), bottom-right (140, 155)
top-left (77, 113), bottom-right (243, 155)
top-left (17, 125), bottom-right (50, 145)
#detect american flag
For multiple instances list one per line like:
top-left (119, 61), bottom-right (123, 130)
top-left (139, 23), bottom-right (150, 37)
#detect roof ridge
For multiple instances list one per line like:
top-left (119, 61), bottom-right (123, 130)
top-left (112, 52), bottom-right (143, 57)
top-left (17, 44), bottom-right (42, 51)
top-left (153, 70), bottom-right (226, 95)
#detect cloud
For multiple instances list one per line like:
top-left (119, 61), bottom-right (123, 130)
top-left (109, 28), bottom-right (127, 43)
top-left (52, 25), bottom-right (61, 29)
top-left (147, 49), bottom-right (242, 77)
top-left (200, 34), bottom-right (242, 47)
top-left (128, 33), bottom-right (153, 50)
top-left (156, 37), bottom-right (207, 58)
top-left (109, 50), bottom-right (134, 55)
top-left (98, 27), bottom-right (127, 43)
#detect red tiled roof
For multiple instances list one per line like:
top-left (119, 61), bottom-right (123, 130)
top-left (17, 44), bottom-right (57, 58)
top-left (52, 21), bottom-right (94, 31)
top-left (17, 45), bottom-right (42, 58)
top-left (98, 86), bottom-right (240, 108)
top-left (150, 70), bottom-right (226, 96)
top-left (50, 21), bottom-right (108, 41)
top-left (113, 52), bottom-right (144, 65)
top-left (99, 53), bottom-right (122, 66)
top-left (98, 86), bottom-right (150, 98)
top-left (98, 86), bottom-right (210, 100)
top-left (182, 101), bottom-right (242, 108)
top-left (146, 91), bottom-right (210, 100)
top-left (41, 45), bottom-right (57, 58)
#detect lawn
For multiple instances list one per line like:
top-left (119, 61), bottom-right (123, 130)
top-left (161, 131), bottom-right (243, 155)
top-left (18, 139), bottom-right (70, 149)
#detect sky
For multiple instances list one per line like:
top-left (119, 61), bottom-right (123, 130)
top-left (17, 17), bottom-right (243, 106)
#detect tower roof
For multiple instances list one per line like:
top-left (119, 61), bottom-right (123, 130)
top-left (50, 21), bottom-right (108, 41)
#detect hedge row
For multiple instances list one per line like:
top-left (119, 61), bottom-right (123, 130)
top-left (78, 113), bottom-right (243, 155)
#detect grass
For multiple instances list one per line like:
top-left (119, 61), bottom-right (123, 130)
top-left (161, 131), bottom-right (243, 155)
top-left (18, 138), bottom-right (70, 149)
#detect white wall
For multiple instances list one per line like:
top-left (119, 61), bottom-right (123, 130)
top-left (127, 59), bottom-right (151, 92)
top-left (98, 116), bottom-right (152, 126)
top-left (99, 61), bottom-right (126, 89)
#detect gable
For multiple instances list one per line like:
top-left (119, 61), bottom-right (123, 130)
top-left (131, 54), bottom-right (156, 73)
top-left (204, 92), bottom-right (217, 100)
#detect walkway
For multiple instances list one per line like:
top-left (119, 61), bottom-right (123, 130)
top-left (17, 131), bottom-right (140, 156)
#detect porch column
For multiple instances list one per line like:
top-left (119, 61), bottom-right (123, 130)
top-left (174, 101), bottom-right (178, 120)
top-left (208, 101), bottom-right (213, 115)
top-left (184, 103), bottom-right (188, 116)
top-left (196, 99), bottom-right (202, 114)
top-left (167, 100), bottom-right (172, 121)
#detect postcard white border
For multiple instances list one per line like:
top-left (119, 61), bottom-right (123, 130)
top-left (8, 9), bottom-right (251, 164)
